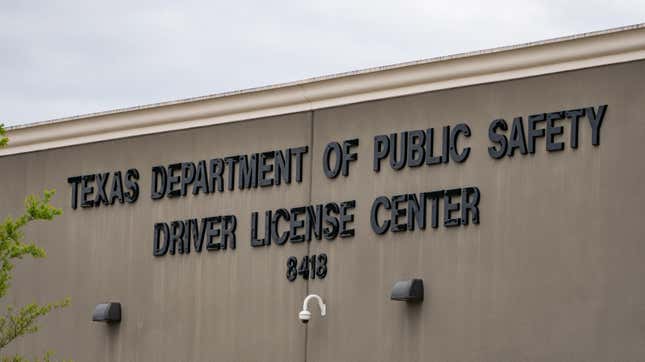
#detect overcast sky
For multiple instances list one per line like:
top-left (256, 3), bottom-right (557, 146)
top-left (1, 1), bottom-right (643, 127)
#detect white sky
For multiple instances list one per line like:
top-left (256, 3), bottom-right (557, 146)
top-left (1, 0), bottom-right (644, 127)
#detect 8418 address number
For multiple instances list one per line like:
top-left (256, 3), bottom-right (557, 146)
top-left (286, 254), bottom-right (327, 281)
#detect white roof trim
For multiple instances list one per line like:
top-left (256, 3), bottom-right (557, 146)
top-left (3, 23), bottom-right (645, 156)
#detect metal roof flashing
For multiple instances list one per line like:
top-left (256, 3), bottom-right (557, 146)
top-left (2, 23), bottom-right (645, 156)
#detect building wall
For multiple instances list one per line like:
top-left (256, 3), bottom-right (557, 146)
top-left (1, 60), bottom-right (644, 361)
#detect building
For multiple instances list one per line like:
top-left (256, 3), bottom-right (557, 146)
top-left (1, 24), bottom-right (645, 361)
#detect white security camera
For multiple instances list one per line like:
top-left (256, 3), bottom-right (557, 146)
top-left (298, 310), bottom-right (312, 323)
top-left (299, 294), bottom-right (326, 324)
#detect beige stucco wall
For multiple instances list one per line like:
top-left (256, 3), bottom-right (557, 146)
top-left (1, 59), bottom-right (644, 361)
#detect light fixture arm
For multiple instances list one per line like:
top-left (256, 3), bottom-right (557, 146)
top-left (302, 294), bottom-right (326, 316)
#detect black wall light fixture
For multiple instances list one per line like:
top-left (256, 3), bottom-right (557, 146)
top-left (390, 279), bottom-right (424, 302)
top-left (92, 302), bottom-right (121, 323)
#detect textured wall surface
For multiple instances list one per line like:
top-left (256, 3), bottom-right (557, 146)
top-left (1, 60), bottom-right (644, 362)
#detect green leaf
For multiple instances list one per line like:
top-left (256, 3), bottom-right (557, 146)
top-left (0, 128), bottom-right (70, 360)
top-left (0, 124), bottom-right (7, 148)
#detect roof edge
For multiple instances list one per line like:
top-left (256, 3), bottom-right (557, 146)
top-left (3, 23), bottom-right (645, 155)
